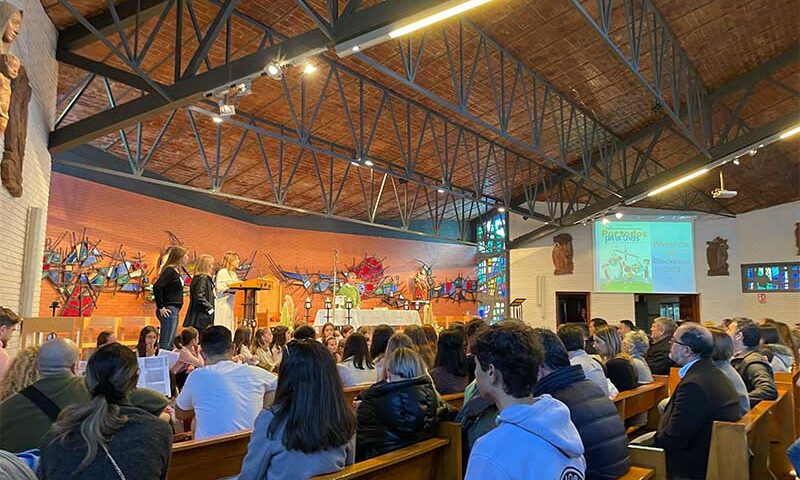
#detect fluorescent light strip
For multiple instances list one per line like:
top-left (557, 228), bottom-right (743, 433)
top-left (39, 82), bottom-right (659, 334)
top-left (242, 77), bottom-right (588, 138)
top-left (779, 125), bottom-right (800, 139)
top-left (647, 168), bottom-right (709, 197)
top-left (388, 0), bottom-right (492, 39)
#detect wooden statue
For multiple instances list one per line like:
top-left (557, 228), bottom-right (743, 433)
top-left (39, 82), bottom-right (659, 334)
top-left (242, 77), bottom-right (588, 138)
top-left (552, 233), bottom-right (574, 275)
top-left (706, 237), bottom-right (729, 276)
top-left (0, 2), bottom-right (30, 198)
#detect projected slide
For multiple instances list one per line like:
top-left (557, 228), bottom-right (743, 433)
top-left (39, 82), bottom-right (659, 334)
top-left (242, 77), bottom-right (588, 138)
top-left (594, 221), bottom-right (696, 293)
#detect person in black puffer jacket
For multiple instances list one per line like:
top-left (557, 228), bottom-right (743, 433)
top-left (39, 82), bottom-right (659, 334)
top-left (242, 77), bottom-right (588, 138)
top-left (356, 347), bottom-right (448, 461)
top-left (533, 329), bottom-right (629, 480)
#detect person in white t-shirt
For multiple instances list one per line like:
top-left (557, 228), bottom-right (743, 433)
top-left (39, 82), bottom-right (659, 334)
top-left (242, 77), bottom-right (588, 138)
top-left (175, 326), bottom-right (277, 440)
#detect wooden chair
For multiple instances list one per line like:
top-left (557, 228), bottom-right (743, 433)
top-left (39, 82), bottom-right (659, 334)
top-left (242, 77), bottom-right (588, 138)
top-left (18, 316), bottom-right (81, 348)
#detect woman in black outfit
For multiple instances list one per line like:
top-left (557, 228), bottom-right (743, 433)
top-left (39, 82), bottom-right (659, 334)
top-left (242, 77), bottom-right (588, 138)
top-left (152, 246), bottom-right (187, 351)
top-left (39, 343), bottom-right (172, 479)
top-left (594, 325), bottom-right (638, 392)
top-left (183, 254), bottom-right (215, 331)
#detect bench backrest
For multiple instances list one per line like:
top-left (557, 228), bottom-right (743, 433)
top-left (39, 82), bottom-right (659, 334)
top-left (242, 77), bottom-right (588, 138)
top-left (612, 381), bottom-right (668, 425)
top-left (441, 392), bottom-right (464, 410)
top-left (167, 422), bottom-right (462, 480)
top-left (627, 445), bottom-right (666, 480)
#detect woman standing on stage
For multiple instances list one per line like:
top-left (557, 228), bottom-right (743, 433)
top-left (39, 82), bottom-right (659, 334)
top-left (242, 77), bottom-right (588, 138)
top-left (215, 251), bottom-right (240, 331)
top-left (153, 246), bottom-right (187, 351)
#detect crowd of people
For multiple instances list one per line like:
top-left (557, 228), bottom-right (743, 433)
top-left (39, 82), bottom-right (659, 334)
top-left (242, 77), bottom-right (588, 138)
top-left (0, 298), bottom-right (796, 479)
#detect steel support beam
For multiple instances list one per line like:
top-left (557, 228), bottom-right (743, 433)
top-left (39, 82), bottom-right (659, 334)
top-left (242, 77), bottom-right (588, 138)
top-left (58, 0), bottom-right (170, 51)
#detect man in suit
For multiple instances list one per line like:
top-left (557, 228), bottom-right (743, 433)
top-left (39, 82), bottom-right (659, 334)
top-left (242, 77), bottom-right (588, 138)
top-left (645, 317), bottom-right (677, 375)
top-left (651, 323), bottom-right (740, 479)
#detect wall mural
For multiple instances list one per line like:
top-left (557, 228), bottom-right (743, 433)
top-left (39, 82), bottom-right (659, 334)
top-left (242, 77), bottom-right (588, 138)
top-left (42, 230), bottom-right (152, 316)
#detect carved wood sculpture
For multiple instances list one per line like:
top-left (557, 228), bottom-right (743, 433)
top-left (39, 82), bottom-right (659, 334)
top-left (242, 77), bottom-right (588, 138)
top-left (553, 233), bottom-right (574, 275)
top-left (0, 3), bottom-right (30, 198)
top-left (706, 237), bottom-right (729, 276)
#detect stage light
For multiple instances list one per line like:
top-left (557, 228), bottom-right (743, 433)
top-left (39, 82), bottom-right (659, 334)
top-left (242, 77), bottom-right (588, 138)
top-left (303, 63), bottom-right (317, 74)
top-left (615, 211), bottom-right (623, 219)
top-left (352, 45), bottom-right (360, 52)
top-left (388, 0), bottom-right (493, 39)
top-left (647, 168), bottom-right (709, 197)
top-left (779, 125), bottom-right (800, 139)
top-left (601, 217), bottom-right (610, 224)
top-left (218, 103), bottom-right (235, 117)
top-left (265, 63), bottom-right (282, 79)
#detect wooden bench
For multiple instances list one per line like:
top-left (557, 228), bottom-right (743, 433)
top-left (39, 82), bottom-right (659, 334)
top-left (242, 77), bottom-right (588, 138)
top-left (706, 387), bottom-right (793, 480)
top-left (775, 370), bottom-right (799, 438)
top-left (611, 381), bottom-right (668, 427)
top-left (441, 392), bottom-right (465, 410)
top-left (344, 386), bottom-right (465, 411)
top-left (167, 422), bottom-right (463, 480)
top-left (627, 445), bottom-right (667, 480)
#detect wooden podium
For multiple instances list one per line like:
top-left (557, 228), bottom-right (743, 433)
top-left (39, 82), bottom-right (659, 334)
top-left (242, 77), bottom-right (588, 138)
top-left (227, 277), bottom-right (280, 330)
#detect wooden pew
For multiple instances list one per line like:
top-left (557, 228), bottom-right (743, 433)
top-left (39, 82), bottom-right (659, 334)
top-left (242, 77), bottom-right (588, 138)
top-left (441, 392), bottom-right (464, 410)
top-left (775, 370), bottom-right (799, 438)
top-left (612, 381), bottom-right (668, 428)
top-left (167, 422), bottom-right (463, 480)
top-left (167, 430), bottom-right (251, 480)
top-left (706, 387), bottom-right (793, 480)
top-left (627, 445), bottom-right (666, 480)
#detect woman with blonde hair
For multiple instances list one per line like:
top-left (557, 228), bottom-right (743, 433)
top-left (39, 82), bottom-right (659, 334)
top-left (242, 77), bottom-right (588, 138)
top-left (184, 254), bottom-right (216, 330)
top-left (594, 325), bottom-right (638, 392)
top-left (153, 245), bottom-right (188, 350)
top-left (215, 251), bottom-right (240, 331)
top-left (622, 330), bottom-right (654, 385)
top-left (0, 345), bottom-right (39, 401)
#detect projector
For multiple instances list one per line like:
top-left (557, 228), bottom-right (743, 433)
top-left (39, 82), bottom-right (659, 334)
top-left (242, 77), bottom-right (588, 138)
top-left (711, 188), bottom-right (737, 199)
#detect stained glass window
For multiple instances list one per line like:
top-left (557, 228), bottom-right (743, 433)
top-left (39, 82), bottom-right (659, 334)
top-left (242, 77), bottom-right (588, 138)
top-left (477, 214), bottom-right (508, 324)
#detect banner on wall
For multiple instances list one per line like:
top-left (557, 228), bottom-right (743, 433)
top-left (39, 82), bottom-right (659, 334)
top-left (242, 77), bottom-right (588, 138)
top-left (594, 220), bottom-right (696, 294)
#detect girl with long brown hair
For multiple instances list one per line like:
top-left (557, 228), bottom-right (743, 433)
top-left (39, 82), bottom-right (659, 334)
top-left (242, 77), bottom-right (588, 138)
top-left (153, 245), bottom-right (187, 350)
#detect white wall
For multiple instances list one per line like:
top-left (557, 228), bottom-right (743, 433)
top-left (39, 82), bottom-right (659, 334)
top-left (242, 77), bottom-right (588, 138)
top-left (511, 201), bottom-right (800, 329)
top-left (0, 1), bottom-right (57, 356)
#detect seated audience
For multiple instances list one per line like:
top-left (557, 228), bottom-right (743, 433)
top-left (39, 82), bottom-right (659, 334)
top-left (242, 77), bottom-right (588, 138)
top-left (341, 324), bottom-right (354, 339)
top-left (429, 329), bottom-right (469, 394)
top-left (325, 336), bottom-right (341, 362)
top-left (379, 333), bottom-right (414, 381)
top-left (622, 330), bottom-right (654, 384)
top-left (176, 326), bottom-right (277, 440)
top-left (404, 325), bottom-right (435, 368)
top-left (465, 322), bottom-right (585, 479)
top-left (293, 324), bottom-right (316, 340)
top-left (252, 327), bottom-right (281, 371)
top-left (594, 325), bottom-right (638, 392)
top-left (465, 318), bottom-right (487, 382)
top-left (234, 326), bottom-right (256, 364)
top-left (708, 327), bottom-right (750, 417)
top-left (648, 323), bottom-right (740, 480)
top-left (171, 327), bottom-right (205, 389)
top-left (0, 307), bottom-right (21, 381)
top-left (422, 324), bottom-right (438, 355)
top-left (645, 317), bottom-right (677, 375)
top-left (586, 318), bottom-right (607, 355)
top-left (238, 339), bottom-right (356, 480)
top-left (557, 323), bottom-right (612, 396)
top-left (135, 326), bottom-right (159, 357)
top-left (728, 318), bottom-right (778, 404)
top-left (39, 343), bottom-right (172, 479)
top-left (618, 319), bottom-right (635, 335)
top-left (369, 324), bottom-right (393, 379)
top-left (0, 346), bottom-right (39, 402)
top-left (760, 325), bottom-right (793, 372)
top-left (183, 254), bottom-right (216, 330)
top-left (337, 333), bottom-right (375, 387)
top-left (356, 347), bottom-right (446, 461)
top-left (762, 319), bottom-right (800, 366)
top-left (533, 328), bottom-right (629, 480)
top-left (356, 325), bottom-right (372, 344)
top-left (319, 322), bottom-right (335, 341)
top-left (95, 331), bottom-right (116, 347)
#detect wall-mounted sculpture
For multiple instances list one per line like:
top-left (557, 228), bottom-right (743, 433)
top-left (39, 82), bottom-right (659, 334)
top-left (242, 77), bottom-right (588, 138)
top-left (552, 233), bottom-right (574, 275)
top-left (0, 3), bottom-right (30, 198)
top-left (706, 237), bottom-right (729, 276)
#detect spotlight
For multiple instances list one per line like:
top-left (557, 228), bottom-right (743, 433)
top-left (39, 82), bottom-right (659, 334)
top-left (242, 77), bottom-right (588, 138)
top-left (352, 45), bottom-right (360, 52)
top-left (363, 159), bottom-right (374, 167)
top-left (303, 63), bottom-right (317, 74)
top-left (265, 63), bottom-right (282, 79)
top-left (615, 211), bottom-right (623, 219)
top-left (212, 116), bottom-right (224, 124)
top-left (601, 217), bottom-right (610, 224)
top-left (497, 206), bottom-right (506, 213)
top-left (218, 103), bottom-right (236, 117)
top-left (234, 82), bottom-right (251, 96)
top-left (748, 149), bottom-right (757, 157)
top-left (733, 158), bottom-right (740, 166)
top-left (350, 160), bottom-right (359, 166)
top-left (437, 188), bottom-right (445, 194)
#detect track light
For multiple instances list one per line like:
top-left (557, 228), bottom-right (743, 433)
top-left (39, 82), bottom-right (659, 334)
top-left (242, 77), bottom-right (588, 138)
top-left (602, 217), bottom-right (610, 224)
top-left (388, 0), bottom-right (493, 39)
top-left (364, 159), bottom-right (374, 167)
top-left (733, 158), bottom-right (740, 166)
top-left (350, 160), bottom-right (359, 166)
top-left (303, 63), bottom-right (317, 74)
top-left (218, 103), bottom-right (235, 117)
top-left (352, 45), bottom-right (360, 52)
top-left (437, 188), bottom-right (445, 194)
top-left (265, 63), bottom-right (282, 79)
top-left (779, 125), bottom-right (800, 140)
top-left (212, 116), bottom-right (224, 124)
top-left (647, 168), bottom-right (709, 197)
top-left (615, 211), bottom-right (623, 219)
top-left (497, 206), bottom-right (506, 213)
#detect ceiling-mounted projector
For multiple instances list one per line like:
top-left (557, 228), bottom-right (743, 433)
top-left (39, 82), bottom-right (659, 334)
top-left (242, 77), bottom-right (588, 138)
top-left (711, 171), bottom-right (737, 199)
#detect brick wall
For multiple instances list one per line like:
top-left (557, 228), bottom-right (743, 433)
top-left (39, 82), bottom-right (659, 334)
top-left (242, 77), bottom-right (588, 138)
top-left (0, 1), bottom-right (57, 357)
top-left (42, 173), bottom-right (479, 321)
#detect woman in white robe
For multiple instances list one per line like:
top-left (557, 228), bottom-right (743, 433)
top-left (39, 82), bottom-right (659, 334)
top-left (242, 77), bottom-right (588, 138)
top-left (214, 251), bottom-right (240, 331)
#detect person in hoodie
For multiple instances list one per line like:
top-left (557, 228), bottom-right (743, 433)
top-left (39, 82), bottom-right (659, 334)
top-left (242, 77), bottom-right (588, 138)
top-left (355, 347), bottom-right (448, 461)
top-left (465, 322), bottom-right (586, 480)
top-left (532, 328), bottom-right (629, 480)
top-left (759, 325), bottom-right (793, 373)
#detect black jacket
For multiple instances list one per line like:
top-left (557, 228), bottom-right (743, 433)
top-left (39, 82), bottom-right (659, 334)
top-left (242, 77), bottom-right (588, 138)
top-left (183, 274), bottom-right (215, 330)
top-left (356, 376), bottom-right (447, 461)
top-left (731, 350), bottom-right (778, 405)
top-left (645, 337), bottom-right (675, 375)
top-left (606, 357), bottom-right (638, 392)
top-left (535, 365), bottom-right (629, 480)
top-left (153, 267), bottom-right (184, 309)
top-left (653, 357), bottom-right (740, 479)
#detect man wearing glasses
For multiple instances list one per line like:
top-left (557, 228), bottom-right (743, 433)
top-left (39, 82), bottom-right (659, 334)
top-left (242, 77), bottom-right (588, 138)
top-left (649, 323), bottom-right (740, 480)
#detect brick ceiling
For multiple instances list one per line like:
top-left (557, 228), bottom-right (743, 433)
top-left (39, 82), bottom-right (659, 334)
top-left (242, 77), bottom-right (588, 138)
top-left (44, 0), bottom-right (800, 224)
